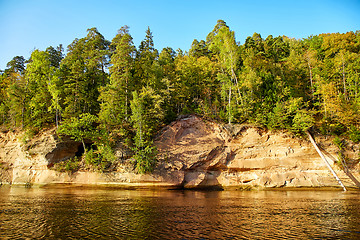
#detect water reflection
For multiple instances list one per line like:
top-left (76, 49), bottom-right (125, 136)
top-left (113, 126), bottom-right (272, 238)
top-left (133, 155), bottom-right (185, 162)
top-left (0, 187), bottom-right (359, 239)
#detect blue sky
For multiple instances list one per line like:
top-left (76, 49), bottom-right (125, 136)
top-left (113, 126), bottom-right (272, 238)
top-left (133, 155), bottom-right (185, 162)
top-left (1, 0), bottom-right (359, 70)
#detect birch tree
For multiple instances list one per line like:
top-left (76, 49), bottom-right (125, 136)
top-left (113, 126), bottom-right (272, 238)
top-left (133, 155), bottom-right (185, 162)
top-left (208, 22), bottom-right (240, 124)
top-left (99, 26), bottom-right (136, 130)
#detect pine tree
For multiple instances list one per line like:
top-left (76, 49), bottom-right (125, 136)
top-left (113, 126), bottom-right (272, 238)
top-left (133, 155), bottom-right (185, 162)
top-left (98, 26), bottom-right (136, 131)
top-left (61, 28), bottom-right (109, 119)
top-left (4, 56), bottom-right (27, 128)
top-left (130, 87), bottom-right (164, 173)
top-left (134, 27), bottom-right (159, 89)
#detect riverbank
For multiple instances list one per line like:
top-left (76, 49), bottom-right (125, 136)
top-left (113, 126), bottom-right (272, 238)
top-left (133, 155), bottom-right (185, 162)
top-left (1, 115), bottom-right (360, 189)
top-left (2, 182), bottom-right (360, 192)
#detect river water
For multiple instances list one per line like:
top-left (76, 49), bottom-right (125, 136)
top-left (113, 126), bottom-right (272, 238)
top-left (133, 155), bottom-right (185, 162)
top-left (0, 186), bottom-right (359, 239)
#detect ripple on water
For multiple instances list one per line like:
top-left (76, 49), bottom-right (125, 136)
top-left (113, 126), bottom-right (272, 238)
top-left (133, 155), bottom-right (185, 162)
top-left (0, 189), bottom-right (359, 239)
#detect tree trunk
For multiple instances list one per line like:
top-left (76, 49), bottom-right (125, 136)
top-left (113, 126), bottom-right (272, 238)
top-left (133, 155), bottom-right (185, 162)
top-left (339, 154), bottom-right (360, 188)
top-left (231, 68), bottom-right (244, 106)
top-left (228, 84), bottom-right (231, 125)
top-left (125, 73), bottom-right (128, 120)
top-left (55, 108), bottom-right (58, 128)
top-left (307, 130), bottom-right (347, 191)
top-left (81, 139), bottom-right (86, 154)
top-left (55, 98), bottom-right (59, 128)
top-left (342, 60), bottom-right (347, 100)
top-left (307, 61), bottom-right (314, 100)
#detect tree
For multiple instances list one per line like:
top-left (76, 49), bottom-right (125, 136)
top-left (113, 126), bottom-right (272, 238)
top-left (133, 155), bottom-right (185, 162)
top-left (99, 25), bottom-right (136, 131)
top-left (46, 45), bottom-right (64, 68)
top-left (334, 49), bottom-right (350, 100)
top-left (57, 113), bottom-right (98, 153)
top-left (134, 27), bottom-right (159, 89)
top-left (0, 73), bottom-right (9, 124)
top-left (4, 56), bottom-right (27, 128)
top-left (208, 22), bottom-right (241, 124)
top-left (174, 54), bottom-right (219, 116)
top-left (6, 56), bottom-right (26, 74)
top-left (61, 28), bottom-right (109, 118)
top-left (264, 35), bottom-right (290, 63)
top-left (130, 87), bottom-right (164, 173)
top-left (158, 47), bottom-right (177, 121)
top-left (206, 19), bottom-right (228, 46)
top-left (25, 50), bottom-right (56, 129)
top-left (244, 33), bottom-right (265, 56)
top-left (189, 39), bottom-right (209, 58)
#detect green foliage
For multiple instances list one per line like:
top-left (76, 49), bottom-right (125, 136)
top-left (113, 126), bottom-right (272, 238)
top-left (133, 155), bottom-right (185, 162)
top-left (61, 28), bottom-right (109, 118)
top-left (84, 148), bottom-right (97, 166)
top-left (332, 136), bottom-right (348, 166)
top-left (348, 126), bottom-right (360, 143)
top-left (53, 157), bottom-right (81, 173)
top-left (84, 145), bottom-right (115, 172)
top-left (135, 27), bottom-right (159, 89)
top-left (189, 39), bottom-right (209, 58)
top-left (6, 74), bottom-right (27, 128)
top-left (265, 98), bottom-right (315, 133)
top-left (130, 87), bottom-right (163, 173)
top-left (21, 128), bottom-right (37, 145)
top-left (6, 56), bottom-right (26, 74)
top-left (25, 50), bottom-right (54, 129)
top-left (57, 113), bottom-right (98, 151)
top-left (292, 110), bottom-right (315, 133)
top-left (333, 136), bottom-right (345, 150)
top-left (98, 26), bottom-right (136, 128)
top-left (2, 21), bottom-right (360, 175)
top-left (133, 144), bottom-right (157, 174)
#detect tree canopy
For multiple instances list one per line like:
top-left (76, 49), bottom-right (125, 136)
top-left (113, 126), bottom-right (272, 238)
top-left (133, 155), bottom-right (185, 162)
top-left (1, 21), bottom-right (359, 172)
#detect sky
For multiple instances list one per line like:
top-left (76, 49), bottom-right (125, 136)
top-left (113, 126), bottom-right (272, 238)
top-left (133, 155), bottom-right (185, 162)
top-left (0, 0), bottom-right (359, 70)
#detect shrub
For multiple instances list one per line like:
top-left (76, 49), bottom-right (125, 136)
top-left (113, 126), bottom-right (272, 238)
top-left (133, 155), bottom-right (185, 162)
top-left (53, 157), bottom-right (80, 173)
top-left (348, 126), bottom-right (360, 143)
top-left (133, 144), bottom-right (157, 174)
top-left (84, 145), bottom-right (115, 172)
top-left (292, 110), bottom-right (315, 133)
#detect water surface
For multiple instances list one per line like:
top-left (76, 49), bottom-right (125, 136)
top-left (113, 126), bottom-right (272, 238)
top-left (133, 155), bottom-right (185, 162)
top-left (0, 186), bottom-right (359, 239)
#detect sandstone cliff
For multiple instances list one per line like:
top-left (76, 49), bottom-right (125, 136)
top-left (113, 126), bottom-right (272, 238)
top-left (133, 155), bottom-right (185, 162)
top-left (1, 115), bottom-right (359, 189)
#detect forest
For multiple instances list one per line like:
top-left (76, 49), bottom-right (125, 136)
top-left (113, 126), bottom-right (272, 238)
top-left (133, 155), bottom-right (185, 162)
top-left (1, 20), bottom-right (360, 173)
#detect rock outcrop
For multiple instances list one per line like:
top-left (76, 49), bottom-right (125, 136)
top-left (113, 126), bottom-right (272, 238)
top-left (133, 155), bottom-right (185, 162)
top-left (1, 115), bottom-right (359, 189)
top-left (154, 115), bottom-right (360, 189)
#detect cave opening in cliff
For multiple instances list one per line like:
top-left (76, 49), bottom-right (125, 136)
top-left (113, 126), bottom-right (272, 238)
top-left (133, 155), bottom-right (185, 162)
top-left (75, 142), bottom-right (94, 157)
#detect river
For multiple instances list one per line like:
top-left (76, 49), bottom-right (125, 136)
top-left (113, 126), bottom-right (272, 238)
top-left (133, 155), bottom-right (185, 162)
top-left (0, 186), bottom-right (359, 239)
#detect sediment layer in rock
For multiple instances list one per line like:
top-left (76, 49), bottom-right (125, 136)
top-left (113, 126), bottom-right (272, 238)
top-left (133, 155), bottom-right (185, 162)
top-left (1, 115), bottom-right (359, 189)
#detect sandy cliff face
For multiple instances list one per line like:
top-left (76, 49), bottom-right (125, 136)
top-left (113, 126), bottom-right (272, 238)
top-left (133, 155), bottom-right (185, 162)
top-left (1, 115), bottom-right (359, 189)
top-left (0, 129), bottom-right (80, 185)
top-left (154, 115), bottom-right (360, 189)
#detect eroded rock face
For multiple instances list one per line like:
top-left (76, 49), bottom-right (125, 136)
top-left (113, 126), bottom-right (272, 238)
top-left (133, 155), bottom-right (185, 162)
top-left (154, 115), bottom-right (360, 189)
top-left (1, 116), bottom-right (359, 189)
top-left (0, 129), bottom-right (84, 184)
top-left (156, 116), bottom-right (224, 170)
top-left (45, 141), bottom-right (82, 166)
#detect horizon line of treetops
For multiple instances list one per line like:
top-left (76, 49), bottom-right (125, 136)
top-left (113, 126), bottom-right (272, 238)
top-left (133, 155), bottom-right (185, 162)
top-left (1, 20), bottom-right (360, 173)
